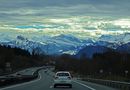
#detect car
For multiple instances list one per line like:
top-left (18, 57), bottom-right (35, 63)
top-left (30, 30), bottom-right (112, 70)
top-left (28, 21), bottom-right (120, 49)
top-left (53, 71), bottom-right (72, 88)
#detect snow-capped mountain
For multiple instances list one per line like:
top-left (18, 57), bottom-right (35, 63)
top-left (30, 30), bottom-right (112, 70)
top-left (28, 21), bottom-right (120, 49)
top-left (94, 41), bottom-right (119, 49)
top-left (0, 33), bottom-right (130, 56)
top-left (99, 33), bottom-right (130, 44)
top-left (0, 34), bottom-right (93, 55)
top-left (75, 33), bottom-right (130, 58)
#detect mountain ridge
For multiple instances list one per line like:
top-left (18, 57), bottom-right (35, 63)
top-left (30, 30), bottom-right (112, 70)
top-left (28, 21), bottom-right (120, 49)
top-left (0, 33), bottom-right (130, 57)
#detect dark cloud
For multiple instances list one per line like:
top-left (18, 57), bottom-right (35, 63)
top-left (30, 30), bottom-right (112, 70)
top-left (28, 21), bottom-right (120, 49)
top-left (0, 0), bottom-right (129, 9)
top-left (0, 0), bottom-right (130, 23)
top-left (0, 0), bottom-right (90, 8)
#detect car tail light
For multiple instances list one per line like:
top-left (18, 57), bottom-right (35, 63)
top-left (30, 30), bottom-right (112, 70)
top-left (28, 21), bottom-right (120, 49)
top-left (55, 76), bottom-right (58, 79)
top-left (68, 76), bottom-right (71, 79)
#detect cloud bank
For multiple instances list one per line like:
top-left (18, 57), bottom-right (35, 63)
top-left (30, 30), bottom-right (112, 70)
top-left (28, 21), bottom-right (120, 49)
top-left (0, 0), bottom-right (130, 23)
top-left (0, 0), bottom-right (130, 39)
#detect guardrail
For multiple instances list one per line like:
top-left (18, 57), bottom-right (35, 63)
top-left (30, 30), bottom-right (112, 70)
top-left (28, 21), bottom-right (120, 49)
top-left (0, 75), bottom-right (37, 86)
top-left (0, 67), bottom-right (43, 88)
top-left (80, 78), bottom-right (130, 90)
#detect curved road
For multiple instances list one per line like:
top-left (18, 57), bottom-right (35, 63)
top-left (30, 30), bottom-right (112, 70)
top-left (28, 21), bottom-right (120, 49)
top-left (1, 70), bottom-right (117, 90)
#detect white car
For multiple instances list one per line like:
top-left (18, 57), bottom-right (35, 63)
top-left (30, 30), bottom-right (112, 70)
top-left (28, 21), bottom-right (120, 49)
top-left (53, 71), bottom-right (72, 88)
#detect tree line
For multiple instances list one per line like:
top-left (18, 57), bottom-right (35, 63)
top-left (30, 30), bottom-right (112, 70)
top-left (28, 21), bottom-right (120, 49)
top-left (0, 45), bottom-right (129, 81)
top-left (55, 51), bottom-right (130, 81)
top-left (0, 45), bottom-right (48, 75)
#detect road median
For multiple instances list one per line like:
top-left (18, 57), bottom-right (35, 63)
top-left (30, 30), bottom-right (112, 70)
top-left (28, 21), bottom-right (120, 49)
top-left (0, 67), bottom-right (43, 88)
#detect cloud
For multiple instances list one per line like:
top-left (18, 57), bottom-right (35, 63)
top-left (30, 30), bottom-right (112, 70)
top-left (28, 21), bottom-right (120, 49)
top-left (1, 16), bottom-right (130, 38)
top-left (0, 0), bottom-right (130, 25)
top-left (0, 0), bottom-right (130, 42)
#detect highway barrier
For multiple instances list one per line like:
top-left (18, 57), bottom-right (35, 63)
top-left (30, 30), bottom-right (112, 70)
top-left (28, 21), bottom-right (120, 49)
top-left (0, 67), bottom-right (43, 88)
top-left (81, 78), bottom-right (130, 90)
top-left (0, 75), bottom-right (37, 86)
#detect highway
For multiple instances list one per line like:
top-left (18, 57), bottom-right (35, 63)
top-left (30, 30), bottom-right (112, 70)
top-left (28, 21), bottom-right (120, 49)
top-left (12, 67), bottom-right (41, 75)
top-left (1, 69), bottom-right (117, 90)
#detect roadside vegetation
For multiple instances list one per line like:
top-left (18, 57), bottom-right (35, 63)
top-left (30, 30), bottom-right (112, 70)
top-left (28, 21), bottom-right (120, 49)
top-left (0, 45), bottom-right (46, 75)
top-left (55, 52), bottom-right (130, 82)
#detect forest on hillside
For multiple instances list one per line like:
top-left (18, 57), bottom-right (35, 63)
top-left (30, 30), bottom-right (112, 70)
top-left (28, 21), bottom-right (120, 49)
top-left (0, 45), bottom-right (48, 75)
top-left (55, 51), bottom-right (130, 81)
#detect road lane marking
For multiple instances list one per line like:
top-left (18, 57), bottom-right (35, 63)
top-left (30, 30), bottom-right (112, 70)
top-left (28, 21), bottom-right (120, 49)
top-left (50, 85), bottom-right (53, 88)
top-left (73, 81), bottom-right (96, 90)
top-left (1, 71), bottom-right (42, 90)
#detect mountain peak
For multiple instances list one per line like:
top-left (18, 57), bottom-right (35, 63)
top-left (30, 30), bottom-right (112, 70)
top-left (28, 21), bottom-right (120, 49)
top-left (17, 35), bottom-right (27, 41)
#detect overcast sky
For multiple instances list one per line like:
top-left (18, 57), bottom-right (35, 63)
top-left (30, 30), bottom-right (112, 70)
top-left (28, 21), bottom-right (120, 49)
top-left (0, 0), bottom-right (130, 22)
top-left (0, 0), bottom-right (130, 39)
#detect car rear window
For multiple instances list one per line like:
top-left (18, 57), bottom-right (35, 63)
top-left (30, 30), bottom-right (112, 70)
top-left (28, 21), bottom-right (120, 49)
top-left (56, 73), bottom-right (70, 76)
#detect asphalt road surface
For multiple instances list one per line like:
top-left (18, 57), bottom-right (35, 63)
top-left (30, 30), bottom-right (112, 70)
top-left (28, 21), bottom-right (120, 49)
top-left (1, 70), bottom-right (117, 90)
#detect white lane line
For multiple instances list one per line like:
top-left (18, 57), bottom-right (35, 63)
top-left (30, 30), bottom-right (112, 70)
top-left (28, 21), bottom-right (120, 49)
top-left (73, 81), bottom-right (96, 90)
top-left (50, 86), bottom-right (53, 88)
top-left (1, 72), bottom-right (42, 90)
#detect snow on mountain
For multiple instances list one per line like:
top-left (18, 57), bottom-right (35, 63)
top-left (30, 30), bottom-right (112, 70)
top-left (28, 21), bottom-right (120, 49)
top-left (75, 33), bottom-right (130, 58)
top-left (0, 33), bottom-right (130, 56)
top-left (94, 41), bottom-right (119, 49)
top-left (99, 33), bottom-right (130, 44)
top-left (0, 34), bottom-right (92, 55)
